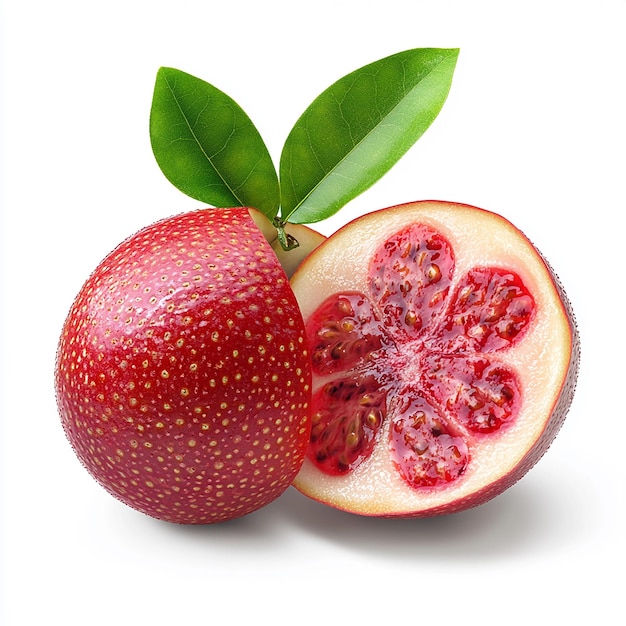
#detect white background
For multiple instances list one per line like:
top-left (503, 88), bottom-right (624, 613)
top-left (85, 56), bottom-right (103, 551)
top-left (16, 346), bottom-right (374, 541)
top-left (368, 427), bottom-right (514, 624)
top-left (1, 1), bottom-right (624, 624)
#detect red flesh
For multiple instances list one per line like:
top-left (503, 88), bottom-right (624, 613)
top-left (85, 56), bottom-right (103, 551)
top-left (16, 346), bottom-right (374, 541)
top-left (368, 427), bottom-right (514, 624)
top-left (306, 223), bottom-right (534, 490)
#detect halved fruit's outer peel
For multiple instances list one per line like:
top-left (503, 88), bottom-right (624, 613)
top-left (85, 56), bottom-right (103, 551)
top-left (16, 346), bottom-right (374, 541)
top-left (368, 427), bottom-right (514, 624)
top-left (290, 200), bottom-right (579, 517)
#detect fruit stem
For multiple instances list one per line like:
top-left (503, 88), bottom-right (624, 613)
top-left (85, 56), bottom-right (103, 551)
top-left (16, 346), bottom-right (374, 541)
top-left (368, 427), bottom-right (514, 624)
top-left (273, 217), bottom-right (300, 252)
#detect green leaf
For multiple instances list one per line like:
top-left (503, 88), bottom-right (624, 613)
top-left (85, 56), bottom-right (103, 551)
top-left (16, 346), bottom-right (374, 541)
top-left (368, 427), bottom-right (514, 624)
top-left (279, 48), bottom-right (460, 224)
top-left (150, 67), bottom-right (280, 220)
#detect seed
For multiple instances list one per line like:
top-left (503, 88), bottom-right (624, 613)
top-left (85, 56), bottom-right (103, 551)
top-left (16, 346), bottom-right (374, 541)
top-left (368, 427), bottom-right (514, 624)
top-left (311, 412), bottom-right (323, 425)
top-left (468, 324), bottom-right (486, 339)
top-left (431, 419), bottom-right (443, 436)
top-left (365, 411), bottom-right (380, 428)
top-left (346, 432), bottom-right (359, 448)
top-left (467, 394), bottom-right (485, 411)
top-left (429, 290), bottom-right (445, 307)
top-left (459, 286), bottom-right (473, 302)
top-left (414, 439), bottom-right (429, 455)
top-left (426, 264), bottom-right (441, 282)
top-left (360, 394), bottom-right (373, 406)
top-left (405, 310), bottom-right (418, 326)
top-left (337, 299), bottom-right (353, 316)
top-left (319, 325), bottom-right (339, 339)
top-left (330, 343), bottom-right (346, 360)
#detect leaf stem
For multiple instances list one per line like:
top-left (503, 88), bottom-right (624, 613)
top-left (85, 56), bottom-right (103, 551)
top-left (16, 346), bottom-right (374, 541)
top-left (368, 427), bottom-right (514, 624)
top-left (273, 217), bottom-right (300, 251)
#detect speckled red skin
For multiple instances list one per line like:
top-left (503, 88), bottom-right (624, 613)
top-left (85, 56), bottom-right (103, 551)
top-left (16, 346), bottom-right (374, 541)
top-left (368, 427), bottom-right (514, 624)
top-left (55, 207), bottom-right (312, 524)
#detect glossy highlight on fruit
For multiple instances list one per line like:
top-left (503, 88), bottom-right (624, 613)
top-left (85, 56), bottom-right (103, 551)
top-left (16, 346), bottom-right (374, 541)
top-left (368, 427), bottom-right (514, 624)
top-left (291, 200), bottom-right (579, 517)
top-left (55, 207), bottom-right (314, 524)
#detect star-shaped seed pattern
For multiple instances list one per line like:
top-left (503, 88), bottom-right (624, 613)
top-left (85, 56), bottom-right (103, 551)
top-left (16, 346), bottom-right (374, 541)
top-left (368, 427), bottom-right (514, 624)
top-left (306, 223), bottom-right (534, 489)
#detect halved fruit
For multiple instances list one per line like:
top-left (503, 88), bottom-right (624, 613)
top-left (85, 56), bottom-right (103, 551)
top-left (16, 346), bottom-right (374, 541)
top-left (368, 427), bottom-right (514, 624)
top-left (290, 200), bottom-right (579, 517)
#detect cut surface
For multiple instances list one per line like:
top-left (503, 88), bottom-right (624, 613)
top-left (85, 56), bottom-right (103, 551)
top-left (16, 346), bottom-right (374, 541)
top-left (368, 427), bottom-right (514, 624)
top-left (291, 201), bottom-right (579, 517)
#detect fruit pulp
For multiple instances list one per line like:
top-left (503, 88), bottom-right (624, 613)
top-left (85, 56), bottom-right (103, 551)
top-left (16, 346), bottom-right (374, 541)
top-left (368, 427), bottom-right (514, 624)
top-left (291, 201), bottom-right (578, 517)
top-left (307, 221), bottom-right (532, 489)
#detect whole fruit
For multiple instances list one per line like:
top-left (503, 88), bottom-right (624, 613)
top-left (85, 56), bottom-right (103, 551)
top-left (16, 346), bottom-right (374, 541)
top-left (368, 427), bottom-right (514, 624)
top-left (55, 206), bottom-right (322, 524)
top-left (290, 200), bottom-right (579, 517)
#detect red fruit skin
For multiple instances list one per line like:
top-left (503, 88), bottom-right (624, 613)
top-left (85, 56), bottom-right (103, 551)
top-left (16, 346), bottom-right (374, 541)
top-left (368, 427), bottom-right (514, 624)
top-left (55, 207), bottom-right (312, 524)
